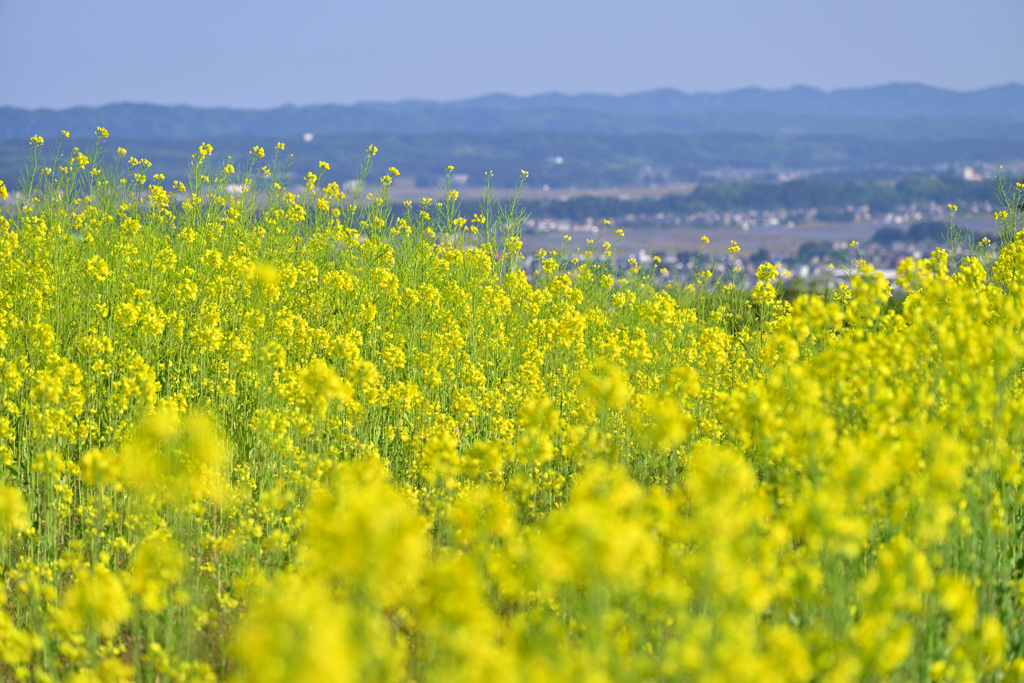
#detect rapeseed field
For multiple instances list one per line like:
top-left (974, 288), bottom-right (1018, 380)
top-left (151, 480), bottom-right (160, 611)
top-left (2, 128), bottom-right (1024, 681)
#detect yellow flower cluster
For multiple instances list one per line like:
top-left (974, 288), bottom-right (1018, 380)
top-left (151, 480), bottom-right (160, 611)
top-left (1, 139), bottom-right (1024, 681)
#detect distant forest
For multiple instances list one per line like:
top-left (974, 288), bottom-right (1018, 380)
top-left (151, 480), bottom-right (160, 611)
top-left (3, 86), bottom-right (1022, 220)
top-left (0, 133), bottom-right (1016, 227)
top-left (1, 131), bottom-right (1021, 195)
top-left (529, 176), bottom-right (1001, 223)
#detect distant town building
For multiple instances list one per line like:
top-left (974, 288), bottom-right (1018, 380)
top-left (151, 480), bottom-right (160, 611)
top-left (963, 166), bottom-right (983, 182)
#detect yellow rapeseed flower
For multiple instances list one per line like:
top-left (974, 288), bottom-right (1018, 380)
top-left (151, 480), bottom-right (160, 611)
top-left (0, 483), bottom-right (31, 537)
top-left (1, 135), bottom-right (1022, 681)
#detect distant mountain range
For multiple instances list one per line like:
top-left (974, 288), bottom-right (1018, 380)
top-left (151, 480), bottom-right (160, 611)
top-left (452, 83), bottom-right (1024, 118)
top-left (2, 84), bottom-right (1022, 193)
top-left (2, 83), bottom-right (1023, 142)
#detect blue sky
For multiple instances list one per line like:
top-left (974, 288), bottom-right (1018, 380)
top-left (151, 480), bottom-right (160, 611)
top-left (1, 0), bottom-right (1021, 109)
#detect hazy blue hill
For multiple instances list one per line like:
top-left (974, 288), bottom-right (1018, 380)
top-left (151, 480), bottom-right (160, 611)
top-left (3, 84), bottom-right (1022, 195)
top-left (2, 83), bottom-right (1022, 142)
top-left (458, 83), bottom-right (1024, 118)
top-left (453, 84), bottom-right (1024, 118)
top-left (819, 83), bottom-right (1022, 118)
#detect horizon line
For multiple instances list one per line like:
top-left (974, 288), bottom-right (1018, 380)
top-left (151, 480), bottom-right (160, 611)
top-left (4, 81), bottom-right (1023, 113)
